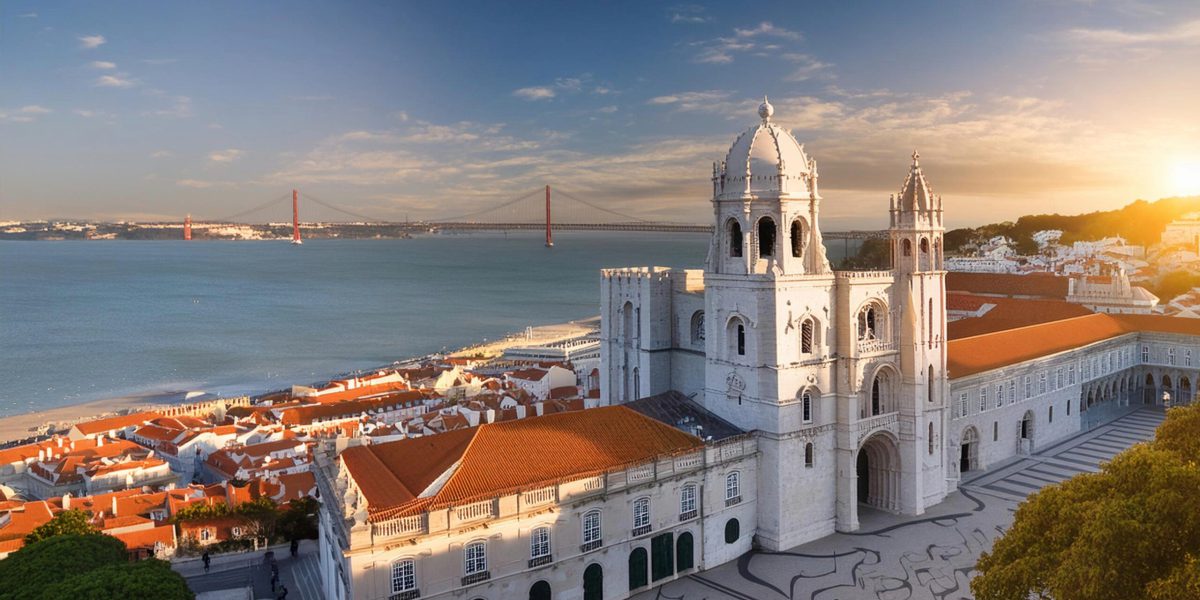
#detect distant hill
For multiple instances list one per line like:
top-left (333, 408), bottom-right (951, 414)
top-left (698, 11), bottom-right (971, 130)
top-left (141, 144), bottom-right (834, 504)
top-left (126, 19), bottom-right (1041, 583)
top-left (944, 195), bottom-right (1200, 254)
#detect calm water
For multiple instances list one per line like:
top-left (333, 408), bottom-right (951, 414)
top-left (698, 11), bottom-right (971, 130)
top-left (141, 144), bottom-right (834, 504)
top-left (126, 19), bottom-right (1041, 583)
top-left (0, 232), bottom-right (859, 416)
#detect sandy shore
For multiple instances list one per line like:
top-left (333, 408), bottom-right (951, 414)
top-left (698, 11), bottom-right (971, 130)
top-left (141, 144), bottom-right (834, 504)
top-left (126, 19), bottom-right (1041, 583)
top-left (0, 317), bottom-right (602, 445)
top-left (0, 393), bottom-right (173, 444)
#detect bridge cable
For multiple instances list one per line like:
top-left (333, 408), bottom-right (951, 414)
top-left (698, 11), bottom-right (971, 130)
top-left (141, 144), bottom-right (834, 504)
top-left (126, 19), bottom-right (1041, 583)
top-left (551, 188), bottom-right (650, 223)
top-left (301, 192), bottom-right (390, 223)
top-left (208, 192), bottom-right (293, 223)
top-left (430, 187), bottom-right (544, 223)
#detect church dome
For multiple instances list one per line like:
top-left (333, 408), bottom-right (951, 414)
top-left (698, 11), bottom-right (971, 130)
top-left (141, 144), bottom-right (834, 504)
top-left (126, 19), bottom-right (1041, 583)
top-left (716, 97), bottom-right (814, 198)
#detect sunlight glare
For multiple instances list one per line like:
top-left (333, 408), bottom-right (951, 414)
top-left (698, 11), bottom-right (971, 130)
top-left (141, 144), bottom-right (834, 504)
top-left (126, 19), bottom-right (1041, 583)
top-left (1172, 159), bottom-right (1200, 196)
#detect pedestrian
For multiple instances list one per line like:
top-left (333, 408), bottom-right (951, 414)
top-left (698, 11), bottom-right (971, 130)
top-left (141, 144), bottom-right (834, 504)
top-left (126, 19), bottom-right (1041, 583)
top-left (271, 573), bottom-right (278, 592)
top-left (278, 584), bottom-right (288, 599)
top-left (290, 538), bottom-right (299, 557)
top-left (202, 551), bottom-right (210, 573)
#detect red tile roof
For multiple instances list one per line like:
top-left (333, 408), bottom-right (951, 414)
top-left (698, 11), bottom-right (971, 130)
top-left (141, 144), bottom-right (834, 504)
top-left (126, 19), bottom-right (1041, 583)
top-left (946, 271), bottom-right (1068, 299)
top-left (342, 406), bottom-right (702, 520)
top-left (73, 412), bottom-right (162, 435)
top-left (947, 295), bottom-right (1093, 340)
top-left (947, 313), bottom-right (1200, 378)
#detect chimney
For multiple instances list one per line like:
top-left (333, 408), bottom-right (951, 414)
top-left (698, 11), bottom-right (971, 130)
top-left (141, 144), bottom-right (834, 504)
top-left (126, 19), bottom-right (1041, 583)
top-left (97, 435), bottom-right (105, 447)
top-left (55, 437), bottom-right (63, 448)
top-left (37, 449), bottom-right (45, 462)
top-left (111, 495), bottom-right (118, 516)
top-left (62, 493), bottom-right (70, 509)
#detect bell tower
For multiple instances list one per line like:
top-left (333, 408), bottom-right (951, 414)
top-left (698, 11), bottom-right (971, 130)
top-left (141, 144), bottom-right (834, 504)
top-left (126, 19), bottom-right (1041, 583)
top-left (702, 99), bottom-right (840, 550)
top-left (888, 150), bottom-right (950, 511)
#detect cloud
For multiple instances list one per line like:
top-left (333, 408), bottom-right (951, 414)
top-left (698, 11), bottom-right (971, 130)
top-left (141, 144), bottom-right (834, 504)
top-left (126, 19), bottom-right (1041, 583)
top-left (89, 61), bottom-right (116, 70)
top-left (95, 74), bottom-right (136, 88)
top-left (145, 95), bottom-right (193, 118)
top-left (513, 86), bottom-right (556, 101)
top-left (0, 105), bottom-right (52, 123)
top-left (18, 12), bottom-right (37, 18)
top-left (209, 149), bottom-right (244, 163)
top-left (782, 53), bottom-right (833, 81)
top-left (647, 90), bottom-right (735, 112)
top-left (140, 58), bottom-right (178, 65)
top-left (78, 35), bottom-right (106, 49)
top-left (393, 110), bottom-right (410, 122)
top-left (593, 85), bottom-right (615, 95)
top-left (669, 5), bottom-right (710, 24)
top-left (598, 105), bottom-right (619, 114)
top-left (150, 150), bottom-right (174, 158)
top-left (690, 21), bottom-right (804, 64)
top-left (176, 179), bottom-right (238, 189)
top-left (1062, 19), bottom-right (1200, 46)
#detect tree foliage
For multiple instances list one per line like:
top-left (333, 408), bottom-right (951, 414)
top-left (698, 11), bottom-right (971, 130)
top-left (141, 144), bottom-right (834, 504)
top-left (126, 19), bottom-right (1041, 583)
top-left (0, 534), bottom-right (192, 600)
top-left (42, 558), bottom-right (192, 600)
top-left (972, 403), bottom-right (1200, 600)
top-left (279, 497), bottom-right (320, 541)
top-left (24, 509), bottom-right (97, 544)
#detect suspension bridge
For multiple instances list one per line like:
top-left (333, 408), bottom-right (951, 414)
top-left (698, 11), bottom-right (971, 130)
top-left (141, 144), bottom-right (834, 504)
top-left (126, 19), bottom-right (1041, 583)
top-left (184, 186), bottom-right (886, 246)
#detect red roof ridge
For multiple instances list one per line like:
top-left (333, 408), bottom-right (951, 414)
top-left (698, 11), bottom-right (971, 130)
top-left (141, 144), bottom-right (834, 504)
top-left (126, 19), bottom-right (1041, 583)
top-left (951, 311), bottom-right (1116, 342)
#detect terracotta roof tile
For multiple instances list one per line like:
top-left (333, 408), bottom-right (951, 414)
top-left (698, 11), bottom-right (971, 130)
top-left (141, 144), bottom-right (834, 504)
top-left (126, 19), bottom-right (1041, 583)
top-left (73, 412), bottom-right (161, 435)
top-left (948, 295), bottom-right (1093, 339)
top-left (946, 272), bottom-right (1068, 299)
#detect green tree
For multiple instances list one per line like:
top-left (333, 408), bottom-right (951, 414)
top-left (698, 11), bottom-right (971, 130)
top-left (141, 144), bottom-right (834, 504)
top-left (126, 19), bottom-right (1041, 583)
top-left (972, 404), bottom-right (1200, 600)
top-left (0, 534), bottom-right (126, 600)
top-left (23, 509), bottom-right (97, 544)
top-left (279, 497), bottom-right (320, 541)
top-left (42, 558), bottom-right (192, 600)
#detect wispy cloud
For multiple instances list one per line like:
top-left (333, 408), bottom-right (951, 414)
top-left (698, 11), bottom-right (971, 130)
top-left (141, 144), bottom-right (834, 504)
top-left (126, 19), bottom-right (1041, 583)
top-left (0, 105), bottom-right (52, 123)
top-left (140, 58), bottom-right (178, 65)
top-left (150, 150), bottom-right (174, 158)
top-left (1063, 19), bottom-right (1200, 46)
top-left (18, 12), bottom-right (37, 19)
top-left (78, 35), bottom-right (106, 49)
top-left (598, 105), bottom-right (619, 114)
top-left (146, 95), bottom-right (193, 118)
top-left (669, 5), bottom-right (710, 24)
top-left (782, 53), bottom-right (833, 81)
top-left (89, 61), bottom-right (117, 70)
top-left (513, 86), bottom-right (556, 101)
top-left (690, 21), bottom-right (804, 64)
top-left (177, 179), bottom-right (239, 189)
top-left (209, 148), bottom-right (244, 163)
top-left (647, 90), bottom-right (734, 112)
top-left (95, 74), bottom-right (136, 88)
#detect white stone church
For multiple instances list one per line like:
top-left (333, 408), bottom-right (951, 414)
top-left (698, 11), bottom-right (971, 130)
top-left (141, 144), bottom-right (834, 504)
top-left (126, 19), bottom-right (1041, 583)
top-left (317, 100), bottom-right (1200, 600)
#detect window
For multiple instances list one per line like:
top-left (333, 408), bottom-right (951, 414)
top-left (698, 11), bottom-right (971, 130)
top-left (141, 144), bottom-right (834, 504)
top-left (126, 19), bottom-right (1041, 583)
top-left (994, 384), bottom-right (1003, 409)
top-left (958, 392), bottom-right (968, 418)
top-left (790, 220), bottom-right (805, 258)
top-left (1038, 372), bottom-right (1047, 395)
top-left (200, 529), bottom-right (210, 542)
top-left (1068, 364), bottom-right (1076, 385)
top-left (800, 319), bottom-right (814, 354)
top-left (978, 388), bottom-right (987, 413)
top-left (736, 324), bottom-right (746, 356)
top-left (928, 422), bottom-right (935, 455)
top-left (464, 542), bottom-right (487, 576)
top-left (724, 518), bottom-right (740, 544)
top-left (1188, 349), bottom-right (1193, 367)
top-left (1056, 368), bottom-right (1063, 389)
top-left (582, 511), bottom-right (602, 548)
top-left (871, 374), bottom-right (885, 416)
top-left (903, 238), bottom-right (912, 257)
top-left (1067, 399), bottom-right (1071, 415)
top-left (804, 442), bottom-right (814, 467)
top-left (529, 527), bottom-right (552, 563)
top-left (1169, 347), bottom-right (1176, 365)
top-left (1142, 345), bottom-right (1150, 363)
top-left (757, 217), bottom-right (776, 258)
top-left (1008, 381), bottom-right (1016, 404)
top-left (993, 421), bottom-right (998, 441)
top-left (231, 527), bottom-right (242, 538)
top-left (1049, 405), bottom-right (1054, 423)
top-left (632, 498), bottom-right (650, 533)
top-left (728, 219), bottom-right (743, 258)
top-left (725, 472), bottom-right (741, 504)
top-left (801, 392), bottom-right (813, 423)
top-left (1024, 376), bottom-right (1032, 399)
top-left (690, 311), bottom-right (705, 345)
top-left (392, 559), bottom-right (416, 594)
top-left (858, 306), bottom-right (879, 341)
top-left (679, 485), bottom-right (697, 519)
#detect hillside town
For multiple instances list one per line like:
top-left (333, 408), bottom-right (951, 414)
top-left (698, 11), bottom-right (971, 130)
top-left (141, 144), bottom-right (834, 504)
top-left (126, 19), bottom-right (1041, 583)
top-left (0, 325), bottom-right (602, 566)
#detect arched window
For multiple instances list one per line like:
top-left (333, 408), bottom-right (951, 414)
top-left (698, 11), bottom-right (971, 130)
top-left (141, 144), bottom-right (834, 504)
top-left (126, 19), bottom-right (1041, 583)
top-left (727, 318), bottom-right (747, 357)
top-left (464, 541), bottom-right (488, 576)
top-left (790, 220), bottom-right (805, 258)
top-left (725, 472), bottom-right (741, 504)
top-left (632, 497), bottom-right (650, 533)
top-left (391, 558), bottom-right (416, 594)
top-left (902, 239), bottom-right (912, 257)
top-left (728, 219), bottom-right (743, 258)
top-left (920, 238), bottom-right (929, 254)
top-left (1049, 405), bottom-right (1054, 423)
top-left (690, 311), bottom-right (705, 344)
top-left (800, 318), bottom-right (814, 354)
top-left (804, 442), bottom-right (814, 467)
top-left (927, 365), bottom-right (935, 403)
top-left (632, 367), bottom-right (640, 400)
top-left (871, 375), bottom-right (884, 416)
top-left (628, 547), bottom-right (648, 590)
top-left (928, 421), bottom-right (935, 454)
top-left (801, 392), bottom-right (813, 423)
top-left (529, 580), bottom-right (551, 600)
top-left (529, 526), bottom-right (551, 561)
top-left (757, 217), bottom-right (776, 258)
top-left (676, 532), bottom-right (694, 572)
top-left (583, 563), bottom-right (603, 600)
top-left (581, 510), bottom-right (602, 550)
top-left (679, 485), bottom-right (697, 519)
top-left (857, 304), bottom-right (883, 341)
top-left (724, 518), bottom-right (740, 544)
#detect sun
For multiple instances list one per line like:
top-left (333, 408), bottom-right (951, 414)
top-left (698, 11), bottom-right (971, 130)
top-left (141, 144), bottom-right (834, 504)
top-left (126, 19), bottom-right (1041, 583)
top-left (1171, 158), bottom-right (1200, 196)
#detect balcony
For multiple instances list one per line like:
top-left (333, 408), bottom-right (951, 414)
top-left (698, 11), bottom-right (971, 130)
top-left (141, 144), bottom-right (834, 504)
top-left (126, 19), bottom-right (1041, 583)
top-left (528, 555), bottom-right (553, 568)
top-left (580, 539), bottom-right (602, 553)
top-left (857, 339), bottom-right (894, 354)
top-left (725, 495), bottom-right (742, 507)
top-left (678, 509), bottom-right (698, 522)
top-left (631, 524), bottom-right (652, 537)
top-left (389, 591), bottom-right (420, 600)
top-left (461, 571), bottom-right (491, 586)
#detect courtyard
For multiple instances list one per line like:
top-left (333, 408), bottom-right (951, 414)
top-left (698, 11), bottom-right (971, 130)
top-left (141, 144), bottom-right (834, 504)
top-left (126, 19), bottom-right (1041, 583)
top-left (635, 406), bottom-right (1164, 600)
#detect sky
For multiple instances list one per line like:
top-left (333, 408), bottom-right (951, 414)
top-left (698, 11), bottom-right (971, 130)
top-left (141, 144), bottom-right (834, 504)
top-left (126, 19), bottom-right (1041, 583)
top-left (1, 0), bottom-right (1199, 229)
